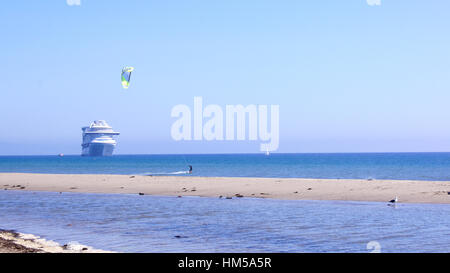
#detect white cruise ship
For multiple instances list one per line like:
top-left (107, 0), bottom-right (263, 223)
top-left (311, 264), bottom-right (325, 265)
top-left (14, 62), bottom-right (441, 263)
top-left (81, 120), bottom-right (120, 156)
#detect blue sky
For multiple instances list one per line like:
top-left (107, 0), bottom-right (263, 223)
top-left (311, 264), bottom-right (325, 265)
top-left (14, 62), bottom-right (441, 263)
top-left (1, 0), bottom-right (450, 155)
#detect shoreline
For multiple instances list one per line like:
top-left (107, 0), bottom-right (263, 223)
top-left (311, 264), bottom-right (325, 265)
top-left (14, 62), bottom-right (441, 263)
top-left (0, 230), bottom-right (42, 253)
top-left (0, 229), bottom-right (110, 253)
top-left (1, 173), bottom-right (450, 204)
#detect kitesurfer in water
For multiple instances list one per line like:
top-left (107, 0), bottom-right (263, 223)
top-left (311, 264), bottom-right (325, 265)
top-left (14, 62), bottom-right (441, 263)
top-left (188, 165), bottom-right (193, 174)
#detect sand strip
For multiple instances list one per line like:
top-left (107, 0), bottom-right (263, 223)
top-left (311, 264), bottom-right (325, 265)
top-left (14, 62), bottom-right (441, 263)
top-left (1, 173), bottom-right (450, 204)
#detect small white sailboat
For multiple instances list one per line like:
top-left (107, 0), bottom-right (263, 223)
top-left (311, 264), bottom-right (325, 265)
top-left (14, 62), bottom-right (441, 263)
top-left (265, 148), bottom-right (270, 156)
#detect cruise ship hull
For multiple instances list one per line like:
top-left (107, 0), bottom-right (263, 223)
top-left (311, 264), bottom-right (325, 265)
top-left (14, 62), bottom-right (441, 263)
top-left (82, 143), bottom-right (115, 157)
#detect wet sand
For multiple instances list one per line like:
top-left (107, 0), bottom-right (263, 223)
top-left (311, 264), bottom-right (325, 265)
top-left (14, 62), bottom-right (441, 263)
top-left (1, 173), bottom-right (450, 204)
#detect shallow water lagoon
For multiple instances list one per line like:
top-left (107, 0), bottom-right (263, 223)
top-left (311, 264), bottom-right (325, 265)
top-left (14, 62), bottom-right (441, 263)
top-left (1, 190), bottom-right (449, 253)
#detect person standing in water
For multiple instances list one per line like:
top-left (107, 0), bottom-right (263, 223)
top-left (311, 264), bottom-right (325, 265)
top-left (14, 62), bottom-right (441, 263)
top-left (188, 165), bottom-right (193, 174)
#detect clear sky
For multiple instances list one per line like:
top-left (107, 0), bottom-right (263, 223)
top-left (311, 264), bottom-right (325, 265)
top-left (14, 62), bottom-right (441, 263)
top-left (1, 0), bottom-right (450, 155)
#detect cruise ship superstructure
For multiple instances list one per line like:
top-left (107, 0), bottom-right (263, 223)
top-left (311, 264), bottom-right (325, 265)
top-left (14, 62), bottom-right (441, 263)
top-left (81, 120), bottom-right (120, 156)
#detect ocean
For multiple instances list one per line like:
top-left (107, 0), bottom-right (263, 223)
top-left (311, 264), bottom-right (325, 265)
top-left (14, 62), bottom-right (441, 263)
top-left (1, 153), bottom-right (450, 180)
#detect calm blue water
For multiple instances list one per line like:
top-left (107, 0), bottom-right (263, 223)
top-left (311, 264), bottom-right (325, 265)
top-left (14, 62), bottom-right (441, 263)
top-left (1, 153), bottom-right (450, 180)
top-left (1, 190), bottom-right (449, 253)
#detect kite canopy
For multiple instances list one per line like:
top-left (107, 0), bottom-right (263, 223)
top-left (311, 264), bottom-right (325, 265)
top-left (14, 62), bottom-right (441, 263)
top-left (121, 66), bottom-right (134, 89)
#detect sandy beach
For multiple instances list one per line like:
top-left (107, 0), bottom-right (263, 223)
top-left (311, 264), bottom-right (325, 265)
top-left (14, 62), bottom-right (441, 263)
top-left (1, 173), bottom-right (450, 204)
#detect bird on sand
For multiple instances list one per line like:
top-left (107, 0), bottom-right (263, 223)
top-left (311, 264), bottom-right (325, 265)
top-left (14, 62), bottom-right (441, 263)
top-left (388, 196), bottom-right (398, 204)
